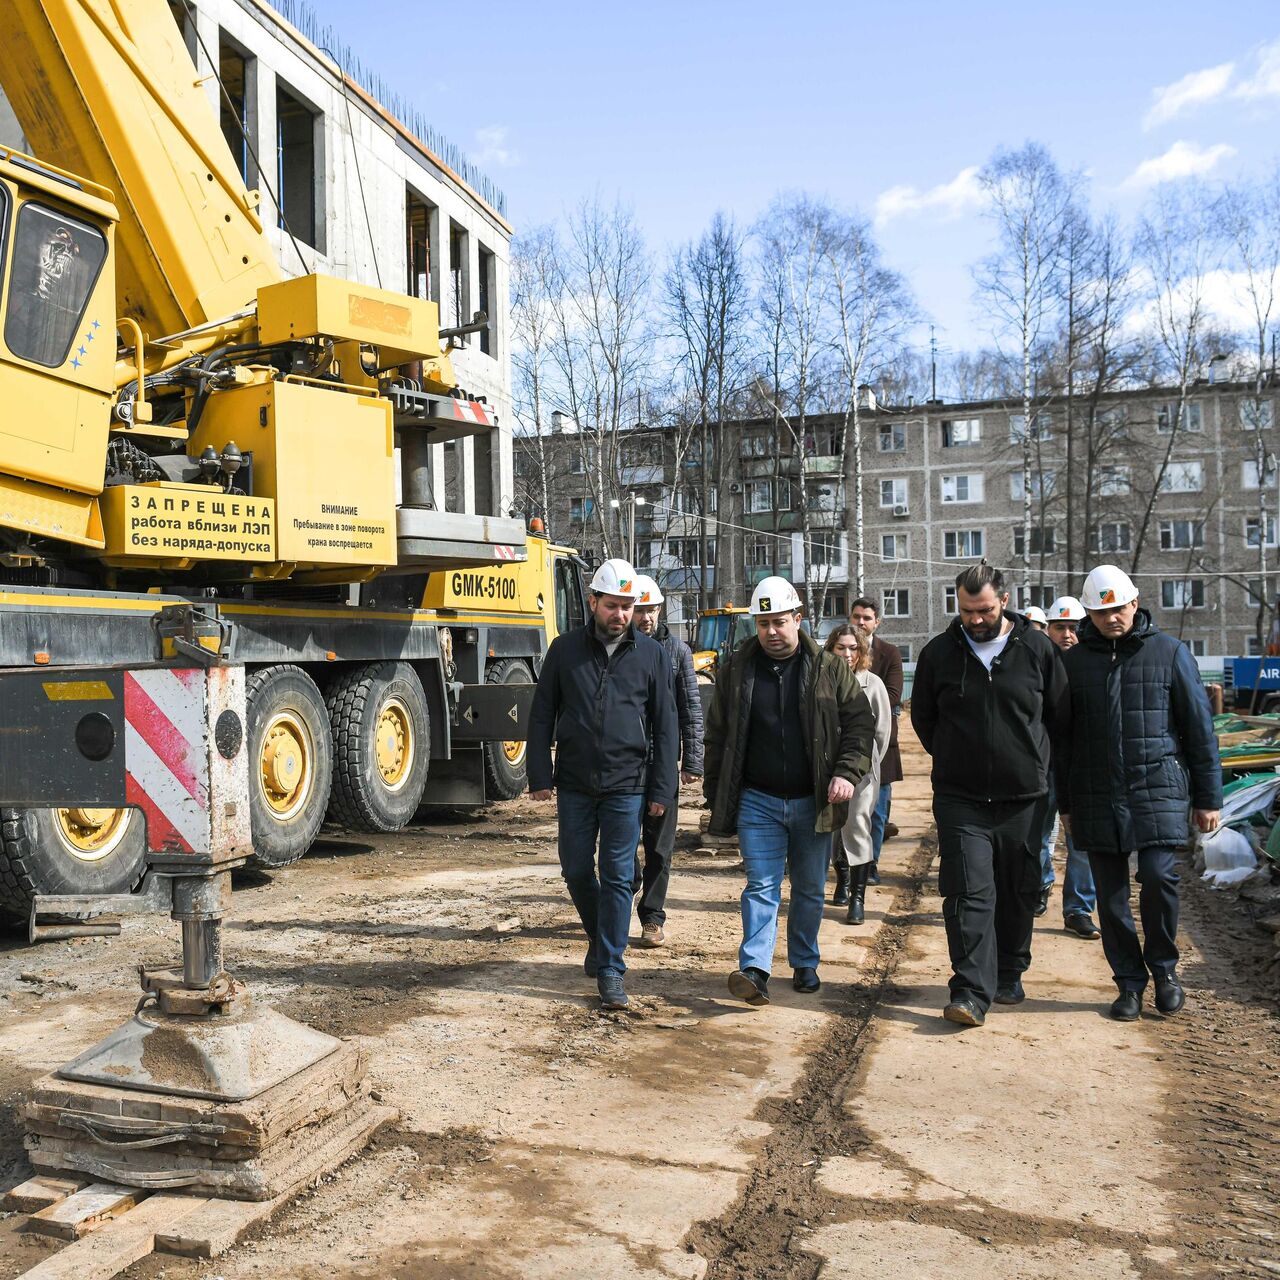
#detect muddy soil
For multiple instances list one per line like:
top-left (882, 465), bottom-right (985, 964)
top-left (0, 735), bottom-right (1276, 1279)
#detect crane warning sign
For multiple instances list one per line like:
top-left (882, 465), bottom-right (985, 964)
top-left (102, 485), bottom-right (276, 561)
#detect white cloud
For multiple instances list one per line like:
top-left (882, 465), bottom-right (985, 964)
top-left (1121, 140), bottom-right (1236, 190)
top-left (1234, 38), bottom-right (1280, 101)
top-left (1142, 62), bottom-right (1234, 129)
top-left (473, 125), bottom-right (518, 168)
top-left (873, 166), bottom-right (985, 228)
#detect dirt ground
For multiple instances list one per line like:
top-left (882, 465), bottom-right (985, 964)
top-left (1, 730), bottom-right (1278, 1279)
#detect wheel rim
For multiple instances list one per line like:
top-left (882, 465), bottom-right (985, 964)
top-left (375, 696), bottom-right (415, 792)
top-left (500, 738), bottom-right (527, 767)
top-left (260, 710), bottom-right (313, 821)
top-left (54, 808), bottom-right (130, 863)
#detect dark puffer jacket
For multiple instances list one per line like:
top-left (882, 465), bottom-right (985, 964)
top-left (655, 622), bottom-right (704, 775)
top-left (1055, 610), bottom-right (1221, 853)
top-left (703, 630), bottom-right (874, 836)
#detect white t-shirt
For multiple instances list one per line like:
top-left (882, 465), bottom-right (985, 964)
top-left (963, 626), bottom-right (1012, 671)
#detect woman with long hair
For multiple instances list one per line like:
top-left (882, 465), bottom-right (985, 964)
top-left (824, 624), bottom-right (891, 923)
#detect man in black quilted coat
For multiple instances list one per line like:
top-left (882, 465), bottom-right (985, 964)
top-left (1054, 565), bottom-right (1221, 1022)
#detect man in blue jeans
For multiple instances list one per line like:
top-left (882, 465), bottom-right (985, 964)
top-left (1038, 596), bottom-right (1100, 939)
top-left (528, 557), bottom-right (678, 1011)
top-left (703, 577), bottom-right (874, 1004)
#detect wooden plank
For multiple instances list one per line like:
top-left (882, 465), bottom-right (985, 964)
top-left (3, 1176), bottom-right (84, 1214)
top-left (16, 1193), bottom-right (206, 1280)
top-left (24, 1184), bottom-right (142, 1242)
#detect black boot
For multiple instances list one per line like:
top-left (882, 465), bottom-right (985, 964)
top-left (846, 863), bottom-right (868, 924)
top-left (831, 864), bottom-right (850, 905)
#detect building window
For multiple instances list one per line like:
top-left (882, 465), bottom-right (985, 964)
top-left (1248, 635), bottom-right (1265, 655)
top-left (745, 478), bottom-right (790, 513)
top-left (943, 529), bottom-right (984, 559)
top-left (219, 36), bottom-right (254, 187)
top-left (1159, 519), bottom-right (1204, 550)
top-left (406, 188), bottom-right (436, 301)
top-left (1015, 585), bottom-right (1056, 610)
top-left (881, 533), bottom-right (908, 562)
top-left (1096, 466), bottom-right (1131, 497)
top-left (1245, 515), bottom-right (1280, 548)
top-left (477, 244), bottom-right (495, 355)
top-left (878, 422), bottom-right (906, 452)
top-left (1090, 521), bottom-right (1132, 553)
top-left (1242, 458), bottom-right (1278, 489)
top-left (449, 221), bottom-right (469, 329)
top-left (941, 473), bottom-right (983, 504)
top-left (807, 530), bottom-right (844, 568)
top-left (569, 497), bottom-right (594, 525)
top-left (896, 643), bottom-right (912, 661)
top-left (943, 586), bottom-right (957, 613)
top-left (1184, 638), bottom-right (1207, 656)
top-left (1157, 401), bottom-right (1203, 433)
top-left (1010, 470), bottom-right (1056, 500)
top-left (882, 588), bottom-right (910, 618)
top-left (1159, 460), bottom-right (1203, 493)
top-left (672, 538), bottom-right (716, 567)
top-left (880, 478), bottom-right (908, 508)
top-left (620, 437), bottom-right (664, 469)
top-left (805, 481), bottom-right (843, 515)
top-left (1098, 406), bottom-right (1130, 439)
top-left (821, 592), bottom-right (849, 618)
top-left (941, 417), bottom-right (981, 447)
top-left (1009, 412), bottom-right (1052, 443)
top-left (1161, 579), bottom-right (1206, 609)
top-left (747, 536), bottom-right (775, 568)
top-left (1013, 527), bottom-right (1056, 556)
top-left (1240, 398), bottom-right (1275, 431)
top-left (276, 82), bottom-right (322, 249)
top-left (743, 432), bottom-right (773, 457)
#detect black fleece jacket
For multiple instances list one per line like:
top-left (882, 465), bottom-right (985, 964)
top-left (911, 611), bottom-right (1065, 803)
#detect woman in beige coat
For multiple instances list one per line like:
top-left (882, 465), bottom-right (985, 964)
top-left (825, 625), bottom-right (891, 923)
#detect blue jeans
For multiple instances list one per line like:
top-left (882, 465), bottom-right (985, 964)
top-left (1039, 780), bottom-right (1097, 917)
top-left (736, 788), bottom-right (831, 974)
top-left (557, 790), bottom-right (645, 978)
top-left (870, 782), bottom-right (892, 863)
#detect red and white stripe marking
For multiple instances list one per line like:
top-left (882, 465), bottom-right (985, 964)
top-left (450, 400), bottom-right (491, 426)
top-left (494, 545), bottom-right (517, 560)
top-left (124, 669), bottom-right (209, 855)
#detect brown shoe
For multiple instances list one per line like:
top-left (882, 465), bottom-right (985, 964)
top-left (640, 922), bottom-right (665, 948)
top-left (884, 822), bottom-right (899, 839)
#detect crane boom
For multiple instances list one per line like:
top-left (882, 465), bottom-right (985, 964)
top-left (0, 0), bottom-right (281, 344)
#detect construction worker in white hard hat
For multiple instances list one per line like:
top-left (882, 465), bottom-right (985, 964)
top-left (1024, 605), bottom-right (1048, 631)
top-left (629, 575), bottom-right (703, 948)
top-left (1053, 565), bottom-right (1222, 1022)
top-left (703, 576), bottom-right (875, 1005)
top-left (1035, 595), bottom-right (1100, 942)
top-left (528, 557), bottom-right (679, 1011)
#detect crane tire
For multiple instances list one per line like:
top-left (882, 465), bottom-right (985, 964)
top-left (482, 659), bottom-right (535, 801)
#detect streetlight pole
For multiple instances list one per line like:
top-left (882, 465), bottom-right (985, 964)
top-left (610, 493), bottom-right (646, 565)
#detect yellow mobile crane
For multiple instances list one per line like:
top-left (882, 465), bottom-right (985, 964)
top-left (0, 0), bottom-right (582, 922)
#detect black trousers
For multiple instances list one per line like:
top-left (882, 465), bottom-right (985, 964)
top-left (1087, 848), bottom-right (1180, 992)
top-left (632, 799), bottom-right (679, 925)
top-left (933, 795), bottom-right (1043, 1012)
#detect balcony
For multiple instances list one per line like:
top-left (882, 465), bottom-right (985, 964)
top-left (748, 564), bottom-right (793, 585)
top-left (662, 566), bottom-right (716, 592)
top-left (743, 511), bottom-right (802, 532)
top-left (805, 454), bottom-right (843, 476)
top-left (619, 465), bottom-right (665, 486)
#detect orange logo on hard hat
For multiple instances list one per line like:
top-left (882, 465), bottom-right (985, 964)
top-left (620, 580), bottom-right (632, 592)
top-left (1100, 589), bottom-right (1116, 604)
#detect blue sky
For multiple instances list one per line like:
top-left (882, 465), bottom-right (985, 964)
top-left (301, 1), bottom-right (1280, 364)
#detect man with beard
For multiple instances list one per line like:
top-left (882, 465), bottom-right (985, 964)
top-left (529, 558), bottom-right (678, 1011)
top-left (911, 564), bottom-right (1065, 1027)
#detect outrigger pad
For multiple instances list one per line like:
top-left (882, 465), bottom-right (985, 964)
top-left (55, 998), bottom-right (340, 1102)
top-left (23, 1040), bottom-right (391, 1201)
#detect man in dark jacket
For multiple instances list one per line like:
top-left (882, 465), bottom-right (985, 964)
top-left (704, 577), bottom-right (874, 1005)
top-left (630, 574), bottom-right (704, 947)
top-left (528, 557), bottom-right (679, 1011)
top-left (911, 563), bottom-right (1066, 1028)
top-left (850, 597), bottom-right (904, 886)
top-left (1055, 565), bottom-right (1221, 1022)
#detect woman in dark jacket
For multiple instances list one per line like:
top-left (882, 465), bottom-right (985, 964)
top-left (1055, 566), bottom-right (1221, 1022)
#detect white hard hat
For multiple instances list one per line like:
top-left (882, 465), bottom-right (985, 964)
top-left (1047, 595), bottom-right (1086, 622)
top-left (1024, 606), bottom-right (1048, 627)
top-left (632, 574), bottom-right (664, 606)
top-left (588, 558), bottom-right (640, 599)
top-left (749, 576), bottom-right (802, 616)
top-left (1080, 564), bottom-right (1138, 610)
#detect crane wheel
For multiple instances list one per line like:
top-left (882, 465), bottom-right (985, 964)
top-left (0, 807), bottom-right (146, 923)
top-left (246, 665), bottom-right (333, 870)
top-left (482, 659), bottom-right (535, 801)
top-left (326, 661), bottom-right (430, 832)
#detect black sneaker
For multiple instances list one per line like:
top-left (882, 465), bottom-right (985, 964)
top-left (792, 967), bottom-right (820, 993)
top-left (1063, 913), bottom-right (1101, 940)
top-left (1154, 975), bottom-right (1185, 1015)
top-left (1110, 990), bottom-right (1142, 1021)
top-left (728, 967), bottom-right (770, 1006)
top-left (993, 979), bottom-right (1026, 1005)
top-left (943, 997), bottom-right (985, 1027)
top-left (598, 974), bottom-right (628, 1010)
top-left (1034, 887), bottom-right (1051, 917)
